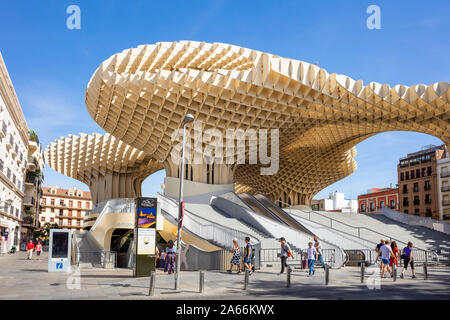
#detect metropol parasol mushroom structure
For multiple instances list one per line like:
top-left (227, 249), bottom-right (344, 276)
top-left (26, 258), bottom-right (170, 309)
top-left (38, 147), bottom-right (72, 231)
top-left (46, 41), bottom-right (449, 209)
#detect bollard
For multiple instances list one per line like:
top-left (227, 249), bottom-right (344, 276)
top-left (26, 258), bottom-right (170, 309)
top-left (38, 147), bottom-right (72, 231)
top-left (286, 267), bottom-right (291, 288)
top-left (148, 271), bottom-right (155, 296)
top-left (393, 265), bottom-right (397, 282)
top-left (360, 262), bottom-right (365, 283)
top-left (325, 265), bottom-right (329, 285)
top-left (199, 271), bottom-right (204, 293)
top-left (244, 269), bottom-right (249, 290)
top-left (423, 264), bottom-right (428, 280)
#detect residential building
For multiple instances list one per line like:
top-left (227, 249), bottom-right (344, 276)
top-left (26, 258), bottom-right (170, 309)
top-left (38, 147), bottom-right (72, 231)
top-left (39, 186), bottom-right (92, 230)
top-left (398, 144), bottom-right (447, 220)
top-left (358, 187), bottom-right (399, 213)
top-left (311, 191), bottom-right (358, 213)
top-left (0, 52), bottom-right (41, 249)
top-left (22, 131), bottom-right (45, 240)
top-left (437, 150), bottom-right (450, 221)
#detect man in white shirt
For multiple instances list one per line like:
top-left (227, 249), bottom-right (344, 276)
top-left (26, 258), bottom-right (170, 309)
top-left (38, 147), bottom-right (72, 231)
top-left (379, 240), bottom-right (394, 278)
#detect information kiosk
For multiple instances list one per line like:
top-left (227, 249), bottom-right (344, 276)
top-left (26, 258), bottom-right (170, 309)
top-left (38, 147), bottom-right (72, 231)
top-left (48, 229), bottom-right (72, 273)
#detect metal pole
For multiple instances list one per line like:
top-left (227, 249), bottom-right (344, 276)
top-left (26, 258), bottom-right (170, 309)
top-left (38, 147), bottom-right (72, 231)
top-left (393, 264), bottom-right (397, 282)
top-left (244, 269), bottom-right (249, 290)
top-left (423, 263), bottom-right (428, 280)
top-left (286, 267), bottom-right (291, 288)
top-left (199, 271), bottom-right (204, 293)
top-left (325, 265), bottom-right (329, 285)
top-left (360, 262), bottom-right (365, 283)
top-left (175, 122), bottom-right (187, 291)
top-left (148, 271), bottom-right (155, 296)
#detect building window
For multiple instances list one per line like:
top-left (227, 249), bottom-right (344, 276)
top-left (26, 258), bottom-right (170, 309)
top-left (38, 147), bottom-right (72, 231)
top-left (406, 171), bottom-right (410, 180)
top-left (425, 194), bottom-right (431, 204)
top-left (380, 201), bottom-right (385, 208)
top-left (78, 201), bottom-right (81, 208)
top-left (414, 208), bottom-right (420, 216)
top-left (41, 217), bottom-right (45, 222)
top-left (402, 184), bottom-right (408, 194)
top-left (361, 204), bottom-right (366, 212)
top-left (403, 197), bottom-right (409, 206)
top-left (69, 200), bottom-right (73, 207)
top-left (422, 167), bottom-right (426, 177)
top-left (68, 220), bottom-right (72, 226)
top-left (411, 170), bottom-right (415, 179)
top-left (370, 203), bottom-right (375, 211)
top-left (416, 169), bottom-right (420, 178)
top-left (68, 210), bottom-right (72, 217)
top-left (413, 182), bottom-right (419, 193)
top-left (400, 172), bottom-right (404, 181)
top-left (424, 180), bottom-right (431, 191)
top-left (414, 196), bottom-right (420, 206)
top-left (58, 209), bottom-right (63, 216)
top-left (50, 218), bottom-right (54, 222)
top-left (390, 200), bottom-right (395, 209)
top-left (51, 199), bottom-right (55, 205)
top-left (51, 208), bottom-right (54, 213)
top-left (425, 208), bottom-right (432, 217)
top-left (60, 200), bottom-right (64, 206)
top-left (77, 220), bottom-right (81, 226)
top-left (427, 167), bottom-right (432, 176)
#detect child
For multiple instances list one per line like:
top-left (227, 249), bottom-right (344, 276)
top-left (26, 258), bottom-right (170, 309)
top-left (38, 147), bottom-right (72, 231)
top-left (307, 242), bottom-right (317, 277)
top-left (164, 240), bottom-right (177, 275)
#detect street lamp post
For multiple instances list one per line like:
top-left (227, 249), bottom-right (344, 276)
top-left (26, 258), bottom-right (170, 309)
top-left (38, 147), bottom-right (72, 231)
top-left (175, 114), bottom-right (194, 290)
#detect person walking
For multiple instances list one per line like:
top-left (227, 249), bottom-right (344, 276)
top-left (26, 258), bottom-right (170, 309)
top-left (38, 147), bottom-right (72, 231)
top-left (375, 238), bottom-right (384, 272)
top-left (160, 250), bottom-right (166, 269)
top-left (26, 240), bottom-right (35, 260)
top-left (279, 237), bottom-right (292, 274)
top-left (314, 236), bottom-right (326, 273)
top-left (400, 242), bottom-right (416, 279)
top-left (379, 240), bottom-right (394, 278)
top-left (164, 240), bottom-right (177, 275)
top-left (243, 237), bottom-right (253, 275)
top-left (390, 241), bottom-right (399, 273)
top-left (35, 241), bottom-right (42, 260)
top-left (228, 238), bottom-right (241, 274)
top-left (307, 242), bottom-right (317, 277)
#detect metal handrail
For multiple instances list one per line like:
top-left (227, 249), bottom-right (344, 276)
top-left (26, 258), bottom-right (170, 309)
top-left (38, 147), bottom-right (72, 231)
top-left (158, 193), bottom-right (260, 250)
top-left (293, 209), bottom-right (440, 263)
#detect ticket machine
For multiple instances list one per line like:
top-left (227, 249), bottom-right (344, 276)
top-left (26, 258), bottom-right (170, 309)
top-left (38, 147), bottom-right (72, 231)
top-left (48, 229), bottom-right (72, 273)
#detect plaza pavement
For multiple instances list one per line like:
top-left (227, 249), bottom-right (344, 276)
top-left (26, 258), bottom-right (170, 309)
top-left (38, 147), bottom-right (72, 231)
top-left (0, 251), bottom-right (449, 300)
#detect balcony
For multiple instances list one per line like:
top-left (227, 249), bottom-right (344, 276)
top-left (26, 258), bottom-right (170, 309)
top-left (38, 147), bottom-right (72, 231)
top-left (5, 137), bottom-right (13, 150)
top-left (441, 171), bottom-right (450, 178)
top-left (442, 185), bottom-right (450, 192)
top-left (443, 200), bottom-right (450, 207)
top-left (0, 121), bottom-right (6, 138)
top-left (27, 157), bottom-right (36, 171)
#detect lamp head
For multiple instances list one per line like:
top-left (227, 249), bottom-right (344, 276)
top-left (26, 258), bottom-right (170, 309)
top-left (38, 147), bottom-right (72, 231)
top-left (183, 114), bottom-right (194, 125)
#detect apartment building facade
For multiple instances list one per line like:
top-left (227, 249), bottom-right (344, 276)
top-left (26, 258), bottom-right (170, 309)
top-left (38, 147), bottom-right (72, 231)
top-left (358, 187), bottom-right (399, 213)
top-left (398, 144), bottom-right (447, 220)
top-left (0, 52), bottom-right (43, 249)
top-left (40, 186), bottom-right (92, 230)
top-left (437, 154), bottom-right (450, 221)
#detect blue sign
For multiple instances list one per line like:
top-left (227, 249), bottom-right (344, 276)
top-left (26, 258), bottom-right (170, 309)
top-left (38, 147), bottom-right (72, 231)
top-left (56, 263), bottom-right (63, 269)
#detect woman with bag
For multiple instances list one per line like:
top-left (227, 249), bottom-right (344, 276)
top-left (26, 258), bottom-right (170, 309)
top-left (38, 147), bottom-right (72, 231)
top-left (228, 238), bottom-right (241, 274)
top-left (400, 242), bottom-right (416, 279)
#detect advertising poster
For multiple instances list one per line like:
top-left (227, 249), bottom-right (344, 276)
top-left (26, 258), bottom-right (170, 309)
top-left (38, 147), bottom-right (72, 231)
top-left (137, 228), bottom-right (156, 255)
top-left (134, 197), bottom-right (158, 277)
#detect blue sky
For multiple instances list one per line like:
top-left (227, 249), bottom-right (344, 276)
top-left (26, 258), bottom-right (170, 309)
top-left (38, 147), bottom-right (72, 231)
top-left (0, 0), bottom-right (448, 200)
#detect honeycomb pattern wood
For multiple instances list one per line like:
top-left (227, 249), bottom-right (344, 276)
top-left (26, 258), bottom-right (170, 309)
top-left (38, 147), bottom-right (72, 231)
top-left (44, 133), bottom-right (163, 204)
top-left (80, 41), bottom-right (449, 206)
